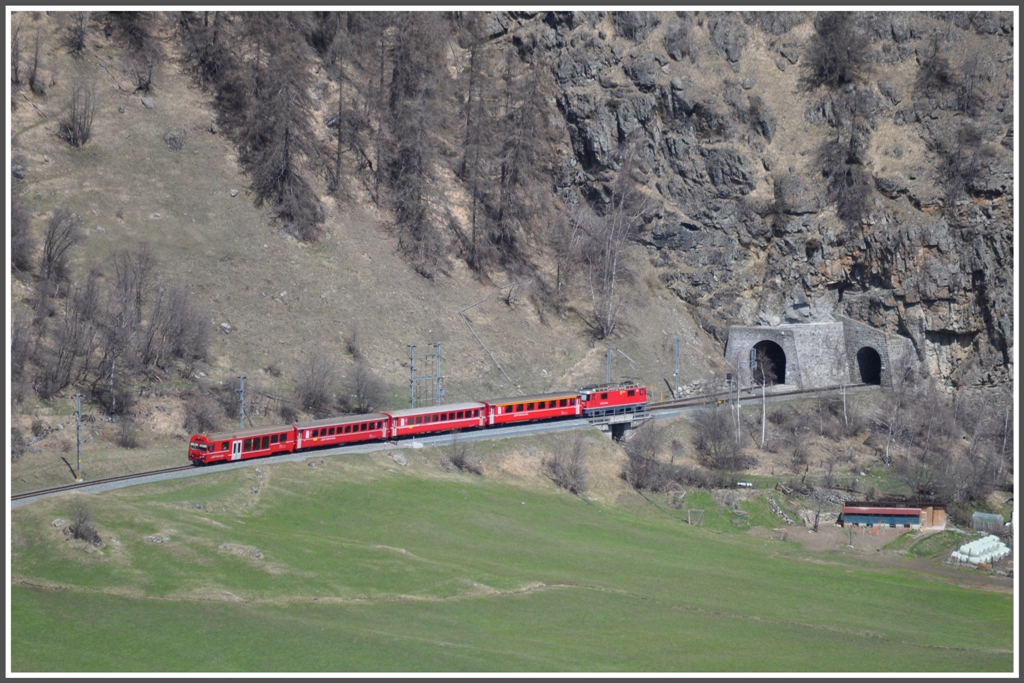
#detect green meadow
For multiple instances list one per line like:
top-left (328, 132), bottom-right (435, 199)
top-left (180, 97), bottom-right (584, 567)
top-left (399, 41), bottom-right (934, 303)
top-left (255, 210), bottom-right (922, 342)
top-left (9, 451), bottom-right (1014, 673)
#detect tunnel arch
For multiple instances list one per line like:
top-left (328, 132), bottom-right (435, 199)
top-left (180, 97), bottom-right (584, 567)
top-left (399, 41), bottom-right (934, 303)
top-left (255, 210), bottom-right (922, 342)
top-left (752, 340), bottom-right (786, 385)
top-left (856, 346), bottom-right (882, 385)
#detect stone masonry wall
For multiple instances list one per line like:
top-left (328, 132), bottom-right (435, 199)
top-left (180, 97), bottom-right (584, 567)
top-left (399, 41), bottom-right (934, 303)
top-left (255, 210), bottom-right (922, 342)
top-left (726, 319), bottom-right (917, 391)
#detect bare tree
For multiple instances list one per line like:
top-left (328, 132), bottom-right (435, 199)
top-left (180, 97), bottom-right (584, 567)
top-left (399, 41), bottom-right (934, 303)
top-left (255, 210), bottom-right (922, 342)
top-left (11, 22), bottom-right (22, 85)
top-left (340, 361), bottom-right (388, 413)
top-left (543, 433), bottom-right (589, 495)
top-left (58, 80), bottom-right (97, 147)
top-left (60, 11), bottom-right (90, 56)
top-left (443, 434), bottom-right (482, 475)
top-left (39, 206), bottom-right (85, 286)
top-left (753, 349), bottom-right (777, 449)
top-left (800, 12), bottom-right (870, 90)
top-left (28, 29), bottom-right (45, 95)
top-left (69, 498), bottom-right (101, 544)
top-left (693, 402), bottom-right (749, 470)
top-left (580, 139), bottom-right (651, 339)
top-left (11, 196), bottom-right (35, 272)
top-left (294, 346), bottom-right (340, 417)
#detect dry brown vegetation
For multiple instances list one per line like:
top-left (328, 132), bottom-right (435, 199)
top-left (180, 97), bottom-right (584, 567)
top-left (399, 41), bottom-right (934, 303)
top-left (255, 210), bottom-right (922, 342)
top-left (8, 12), bottom-right (1012, 518)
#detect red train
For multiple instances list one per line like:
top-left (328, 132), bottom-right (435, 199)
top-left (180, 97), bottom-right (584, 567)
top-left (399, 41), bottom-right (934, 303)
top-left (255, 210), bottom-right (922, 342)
top-left (188, 382), bottom-right (646, 465)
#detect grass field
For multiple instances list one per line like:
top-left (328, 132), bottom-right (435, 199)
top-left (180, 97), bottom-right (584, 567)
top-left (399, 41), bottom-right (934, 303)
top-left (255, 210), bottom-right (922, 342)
top-left (9, 449), bottom-right (1015, 673)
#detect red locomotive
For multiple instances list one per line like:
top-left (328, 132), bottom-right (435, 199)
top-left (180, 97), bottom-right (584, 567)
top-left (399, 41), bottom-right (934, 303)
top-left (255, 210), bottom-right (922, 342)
top-left (188, 381), bottom-right (646, 465)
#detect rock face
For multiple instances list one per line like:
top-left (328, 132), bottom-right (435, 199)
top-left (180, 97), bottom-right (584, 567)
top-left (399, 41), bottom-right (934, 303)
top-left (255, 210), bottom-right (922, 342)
top-left (506, 10), bottom-right (1014, 388)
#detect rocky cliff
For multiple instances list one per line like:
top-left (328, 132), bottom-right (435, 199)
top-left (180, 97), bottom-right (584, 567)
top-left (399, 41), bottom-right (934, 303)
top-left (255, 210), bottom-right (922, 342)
top-left (499, 10), bottom-right (1014, 388)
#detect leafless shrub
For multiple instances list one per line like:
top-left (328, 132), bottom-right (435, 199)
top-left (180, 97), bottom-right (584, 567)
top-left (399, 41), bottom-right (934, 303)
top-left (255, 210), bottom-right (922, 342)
top-left (343, 326), bottom-right (362, 360)
top-left (68, 498), bottom-right (102, 545)
top-left (278, 402), bottom-right (297, 423)
top-left (442, 436), bottom-right (482, 475)
top-left (164, 129), bottom-right (188, 151)
top-left (801, 12), bottom-right (871, 90)
top-left (11, 196), bottom-right (34, 273)
top-left (139, 281), bottom-right (210, 372)
top-left (11, 23), bottom-right (22, 86)
top-left (790, 442), bottom-right (811, 473)
top-left (183, 390), bottom-right (221, 434)
top-left (60, 11), bottom-right (91, 56)
top-left (40, 206), bottom-right (85, 286)
top-left (543, 434), bottom-right (589, 495)
top-left (339, 361), bottom-right (388, 414)
top-left (693, 403), bottom-right (752, 470)
top-left (116, 417), bottom-right (142, 449)
top-left (294, 346), bottom-right (340, 418)
top-left (58, 80), bottom-right (97, 147)
top-left (11, 428), bottom-right (27, 463)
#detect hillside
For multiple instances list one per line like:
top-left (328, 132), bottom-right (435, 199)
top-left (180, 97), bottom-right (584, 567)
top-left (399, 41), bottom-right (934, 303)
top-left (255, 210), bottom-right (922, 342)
top-left (7, 11), bottom-right (1016, 478)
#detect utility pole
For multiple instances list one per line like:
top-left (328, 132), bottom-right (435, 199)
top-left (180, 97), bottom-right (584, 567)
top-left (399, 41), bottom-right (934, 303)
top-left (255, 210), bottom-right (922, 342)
top-left (237, 375), bottom-right (249, 429)
top-left (436, 342), bottom-right (443, 406)
top-left (409, 345), bottom-right (416, 408)
top-left (75, 393), bottom-right (83, 482)
top-left (674, 337), bottom-right (681, 399)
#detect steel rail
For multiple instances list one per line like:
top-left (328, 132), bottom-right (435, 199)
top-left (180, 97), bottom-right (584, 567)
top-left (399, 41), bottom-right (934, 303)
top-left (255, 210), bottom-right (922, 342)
top-left (11, 383), bottom-right (875, 502)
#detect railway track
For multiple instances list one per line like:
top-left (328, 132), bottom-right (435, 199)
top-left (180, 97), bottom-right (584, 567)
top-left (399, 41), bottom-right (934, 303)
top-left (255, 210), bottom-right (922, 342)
top-left (11, 465), bottom-right (197, 503)
top-left (11, 383), bottom-right (875, 503)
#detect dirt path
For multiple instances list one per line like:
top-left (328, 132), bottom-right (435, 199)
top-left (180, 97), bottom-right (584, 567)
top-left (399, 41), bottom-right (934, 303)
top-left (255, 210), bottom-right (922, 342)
top-left (789, 525), bottom-right (1014, 593)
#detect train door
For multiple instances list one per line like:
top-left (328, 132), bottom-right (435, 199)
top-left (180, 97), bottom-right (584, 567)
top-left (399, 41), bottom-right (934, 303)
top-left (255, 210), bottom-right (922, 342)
top-left (231, 440), bottom-right (242, 461)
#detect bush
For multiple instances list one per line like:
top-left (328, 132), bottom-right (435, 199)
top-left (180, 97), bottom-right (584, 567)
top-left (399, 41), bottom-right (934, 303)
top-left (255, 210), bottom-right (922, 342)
top-left (11, 428), bottom-right (27, 463)
top-left (183, 391), bottom-right (221, 434)
top-left (69, 498), bottom-right (102, 545)
top-left (801, 12), bottom-right (870, 90)
top-left (442, 436), bottom-right (482, 475)
top-left (543, 434), bottom-right (589, 495)
top-left (11, 196), bottom-right (34, 272)
top-left (58, 80), bottom-right (97, 147)
top-left (116, 417), bottom-right (141, 449)
top-left (294, 347), bottom-right (340, 418)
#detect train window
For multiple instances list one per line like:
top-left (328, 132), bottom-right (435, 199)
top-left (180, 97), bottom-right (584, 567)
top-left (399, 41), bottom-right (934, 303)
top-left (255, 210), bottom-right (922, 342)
top-left (271, 434), bottom-right (278, 444)
top-left (448, 412), bottom-right (455, 420)
top-left (244, 438), bottom-right (252, 452)
top-left (627, 390), bottom-right (635, 397)
top-left (601, 393), bottom-right (608, 399)
top-left (527, 403), bottom-right (534, 411)
top-left (473, 409), bottom-right (479, 417)
top-left (344, 425), bottom-right (351, 433)
top-left (516, 404), bottom-right (524, 412)
top-left (440, 413), bottom-right (447, 421)
top-left (570, 398), bottom-right (575, 405)
top-left (455, 411), bottom-right (461, 419)
top-left (280, 433), bottom-right (287, 442)
top-left (560, 399), bottom-right (567, 407)
top-left (361, 423), bottom-right (367, 431)
top-left (262, 436), bottom-right (269, 449)
top-left (222, 442), bottom-right (229, 451)
top-left (329, 427), bottom-right (335, 435)
top-left (415, 416), bottom-right (422, 425)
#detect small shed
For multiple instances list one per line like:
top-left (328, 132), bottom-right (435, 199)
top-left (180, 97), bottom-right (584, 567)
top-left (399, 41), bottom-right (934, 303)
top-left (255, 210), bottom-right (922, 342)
top-left (840, 504), bottom-right (922, 529)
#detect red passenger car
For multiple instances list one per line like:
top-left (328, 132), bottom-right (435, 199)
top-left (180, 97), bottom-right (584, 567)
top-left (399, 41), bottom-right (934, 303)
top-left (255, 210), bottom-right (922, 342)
top-left (485, 391), bottom-right (581, 426)
top-left (188, 424), bottom-right (297, 465)
top-left (578, 382), bottom-right (647, 418)
top-left (294, 413), bottom-right (388, 450)
top-left (385, 402), bottom-right (486, 439)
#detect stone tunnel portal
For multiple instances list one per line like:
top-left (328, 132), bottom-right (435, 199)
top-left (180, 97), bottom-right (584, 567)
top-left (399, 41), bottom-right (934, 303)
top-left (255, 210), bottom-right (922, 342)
top-left (856, 346), bottom-right (882, 385)
top-left (752, 340), bottom-right (786, 385)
